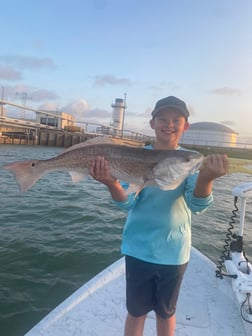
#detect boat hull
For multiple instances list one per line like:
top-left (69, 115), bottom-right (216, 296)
top-left (25, 247), bottom-right (252, 335)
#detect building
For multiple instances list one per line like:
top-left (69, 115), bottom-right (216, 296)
top-left (36, 110), bottom-right (76, 130)
top-left (180, 122), bottom-right (238, 148)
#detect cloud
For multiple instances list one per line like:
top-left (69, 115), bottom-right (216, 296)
top-left (0, 65), bottom-right (22, 80)
top-left (38, 102), bottom-right (60, 111)
top-left (84, 108), bottom-right (111, 119)
top-left (1, 84), bottom-right (59, 103)
top-left (62, 99), bottom-right (111, 122)
top-left (31, 89), bottom-right (59, 101)
top-left (0, 85), bottom-right (27, 99)
top-left (93, 74), bottom-right (132, 87)
top-left (63, 99), bottom-right (93, 121)
top-left (209, 87), bottom-right (241, 96)
top-left (63, 99), bottom-right (89, 118)
top-left (15, 84), bottom-right (29, 93)
top-left (0, 55), bottom-right (56, 69)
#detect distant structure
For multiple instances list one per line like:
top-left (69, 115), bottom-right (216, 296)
top-left (111, 97), bottom-right (127, 135)
top-left (0, 105), bottom-right (6, 118)
top-left (16, 91), bottom-right (32, 119)
top-left (1, 86), bottom-right (5, 117)
top-left (181, 122), bottom-right (238, 148)
top-left (36, 110), bottom-right (76, 130)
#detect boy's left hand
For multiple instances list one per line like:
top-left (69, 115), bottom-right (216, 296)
top-left (199, 154), bottom-right (229, 181)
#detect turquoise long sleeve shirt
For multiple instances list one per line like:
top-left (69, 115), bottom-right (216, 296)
top-left (114, 146), bottom-right (213, 265)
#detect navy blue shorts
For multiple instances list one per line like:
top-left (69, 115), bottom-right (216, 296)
top-left (125, 256), bottom-right (188, 319)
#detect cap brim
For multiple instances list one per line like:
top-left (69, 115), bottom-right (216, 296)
top-left (152, 105), bottom-right (189, 118)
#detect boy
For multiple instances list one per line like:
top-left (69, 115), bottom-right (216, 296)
top-left (90, 96), bottom-right (228, 336)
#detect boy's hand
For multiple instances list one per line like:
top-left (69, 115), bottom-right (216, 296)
top-left (89, 156), bottom-right (127, 202)
top-left (199, 154), bottom-right (229, 182)
top-left (89, 156), bottom-right (117, 187)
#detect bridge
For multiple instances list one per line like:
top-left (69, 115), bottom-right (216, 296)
top-left (0, 99), bottom-right (64, 119)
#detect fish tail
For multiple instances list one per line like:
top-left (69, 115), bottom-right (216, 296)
top-left (2, 160), bottom-right (45, 192)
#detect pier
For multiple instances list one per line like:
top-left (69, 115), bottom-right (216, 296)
top-left (0, 125), bottom-right (152, 148)
top-left (0, 116), bottom-right (153, 148)
top-left (0, 98), bottom-right (155, 147)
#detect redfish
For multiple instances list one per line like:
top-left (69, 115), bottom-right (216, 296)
top-left (2, 139), bottom-right (203, 193)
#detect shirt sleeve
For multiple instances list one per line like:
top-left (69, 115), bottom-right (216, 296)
top-left (184, 172), bottom-right (213, 214)
top-left (113, 181), bottom-right (138, 210)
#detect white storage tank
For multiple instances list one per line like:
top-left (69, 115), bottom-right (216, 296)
top-left (181, 122), bottom-right (238, 147)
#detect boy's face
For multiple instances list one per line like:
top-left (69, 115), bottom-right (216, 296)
top-left (150, 109), bottom-right (189, 145)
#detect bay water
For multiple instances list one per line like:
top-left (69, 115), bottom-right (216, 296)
top-left (0, 145), bottom-right (251, 336)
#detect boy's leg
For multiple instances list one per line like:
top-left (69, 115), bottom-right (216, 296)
top-left (124, 313), bottom-right (147, 336)
top-left (156, 313), bottom-right (176, 336)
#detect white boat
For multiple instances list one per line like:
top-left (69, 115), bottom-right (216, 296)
top-left (25, 182), bottom-right (252, 336)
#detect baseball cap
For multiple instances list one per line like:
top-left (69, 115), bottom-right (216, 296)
top-left (151, 96), bottom-right (190, 120)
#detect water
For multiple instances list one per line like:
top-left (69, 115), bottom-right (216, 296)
top-left (0, 145), bottom-right (251, 336)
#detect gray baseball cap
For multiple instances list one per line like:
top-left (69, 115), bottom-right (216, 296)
top-left (151, 96), bottom-right (190, 120)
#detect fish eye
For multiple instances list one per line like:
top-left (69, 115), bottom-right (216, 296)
top-left (31, 162), bottom-right (36, 167)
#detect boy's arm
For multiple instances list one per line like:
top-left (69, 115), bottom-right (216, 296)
top-left (194, 154), bottom-right (229, 198)
top-left (89, 156), bottom-right (128, 202)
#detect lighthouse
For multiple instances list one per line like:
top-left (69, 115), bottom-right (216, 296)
top-left (111, 96), bottom-right (126, 135)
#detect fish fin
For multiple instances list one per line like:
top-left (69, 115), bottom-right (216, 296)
top-left (125, 181), bottom-right (150, 197)
top-left (2, 160), bottom-right (44, 192)
top-left (71, 136), bottom-right (137, 146)
top-left (125, 183), bottom-right (143, 195)
top-left (62, 136), bottom-right (138, 155)
top-left (134, 182), bottom-right (149, 198)
top-left (63, 136), bottom-right (115, 153)
top-left (69, 170), bottom-right (89, 183)
top-left (84, 136), bottom-right (116, 145)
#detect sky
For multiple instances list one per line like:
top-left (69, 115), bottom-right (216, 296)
top-left (0, 0), bottom-right (252, 140)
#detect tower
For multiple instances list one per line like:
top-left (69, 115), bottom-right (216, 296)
top-left (16, 91), bottom-right (32, 119)
top-left (111, 95), bottom-right (127, 135)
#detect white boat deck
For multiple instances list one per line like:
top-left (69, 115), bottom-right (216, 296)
top-left (25, 247), bottom-right (252, 336)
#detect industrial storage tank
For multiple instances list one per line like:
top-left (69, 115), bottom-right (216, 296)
top-left (180, 122), bottom-right (238, 147)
